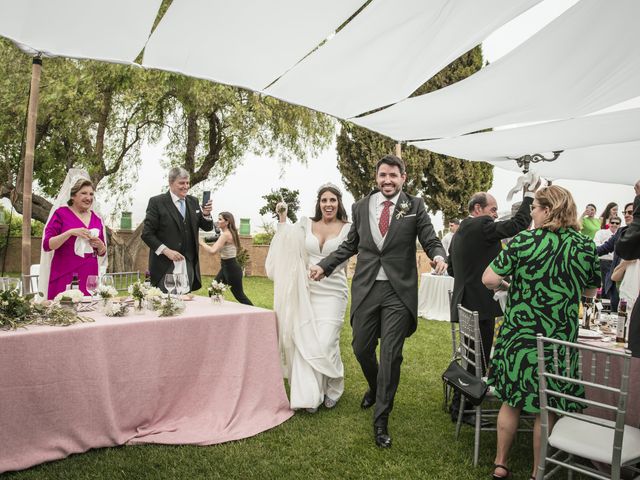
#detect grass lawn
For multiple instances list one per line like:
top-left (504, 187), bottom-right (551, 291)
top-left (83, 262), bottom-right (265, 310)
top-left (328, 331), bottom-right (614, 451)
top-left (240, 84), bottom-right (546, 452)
top-left (5, 276), bottom-right (541, 480)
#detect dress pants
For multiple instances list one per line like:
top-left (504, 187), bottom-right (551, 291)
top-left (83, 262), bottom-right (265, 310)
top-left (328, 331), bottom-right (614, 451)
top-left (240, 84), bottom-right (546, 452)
top-left (215, 257), bottom-right (253, 305)
top-left (352, 281), bottom-right (411, 427)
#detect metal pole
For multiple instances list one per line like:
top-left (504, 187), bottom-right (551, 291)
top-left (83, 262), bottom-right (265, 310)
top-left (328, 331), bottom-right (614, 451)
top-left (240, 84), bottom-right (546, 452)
top-left (21, 56), bottom-right (42, 290)
top-left (395, 142), bottom-right (402, 158)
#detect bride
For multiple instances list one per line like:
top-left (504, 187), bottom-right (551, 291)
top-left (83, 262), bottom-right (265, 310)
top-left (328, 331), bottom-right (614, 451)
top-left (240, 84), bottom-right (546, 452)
top-left (266, 183), bottom-right (351, 412)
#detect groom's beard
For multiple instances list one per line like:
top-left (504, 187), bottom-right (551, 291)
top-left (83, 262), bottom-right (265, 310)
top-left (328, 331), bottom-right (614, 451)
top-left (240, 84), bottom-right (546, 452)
top-left (381, 188), bottom-right (401, 199)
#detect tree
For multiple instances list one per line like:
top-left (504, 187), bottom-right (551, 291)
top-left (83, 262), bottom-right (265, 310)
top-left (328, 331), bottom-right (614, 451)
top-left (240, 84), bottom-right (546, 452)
top-left (336, 46), bottom-right (493, 221)
top-left (259, 188), bottom-right (301, 223)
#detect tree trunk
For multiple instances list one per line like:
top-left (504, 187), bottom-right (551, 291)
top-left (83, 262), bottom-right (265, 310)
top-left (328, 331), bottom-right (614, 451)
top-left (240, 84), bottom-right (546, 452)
top-left (106, 223), bottom-right (145, 273)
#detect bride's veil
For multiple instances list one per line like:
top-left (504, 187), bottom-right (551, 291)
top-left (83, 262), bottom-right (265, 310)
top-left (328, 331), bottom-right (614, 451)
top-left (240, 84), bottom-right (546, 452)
top-left (37, 168), bottom-right (108, 298)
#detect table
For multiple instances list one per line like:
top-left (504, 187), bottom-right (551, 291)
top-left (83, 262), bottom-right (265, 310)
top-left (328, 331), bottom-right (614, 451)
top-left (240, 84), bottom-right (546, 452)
top-left (0, 298), bottom-right (293, 474)
top-left (418, 273), bottom-right (455, 321)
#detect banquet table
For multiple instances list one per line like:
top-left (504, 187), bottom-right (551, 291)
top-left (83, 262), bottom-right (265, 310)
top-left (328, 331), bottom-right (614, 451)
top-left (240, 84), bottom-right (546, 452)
top-left (418, 273), bottom-right (454, 321)
top-left (0, 297), bottom-right (293, 474)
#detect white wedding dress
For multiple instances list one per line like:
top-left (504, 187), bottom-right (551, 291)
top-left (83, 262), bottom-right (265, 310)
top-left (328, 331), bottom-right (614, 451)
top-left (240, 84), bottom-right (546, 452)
top-left (266, 217), bottom-right (350, 409)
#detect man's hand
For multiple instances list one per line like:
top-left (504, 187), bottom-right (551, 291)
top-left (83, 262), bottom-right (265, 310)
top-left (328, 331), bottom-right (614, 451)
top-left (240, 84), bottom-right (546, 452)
top-left (163, 248), bottom-right (184, 261)
top-left (309, 265), bottom-right (325, 281)
top-left (430, 258), bottom-right (447, 275)
top-left (202, 199), bottom-right (213, 216)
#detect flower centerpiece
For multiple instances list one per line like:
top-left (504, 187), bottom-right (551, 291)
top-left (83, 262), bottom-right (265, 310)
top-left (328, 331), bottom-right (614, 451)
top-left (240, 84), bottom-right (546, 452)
top-left (156, 296), bottom-right (185, 317)
top-left (1, 290), bottom-right (93, 330)
top-left (103, 301), bottom-right (129, 317)
top-left (96, 285), bottom-right (118, 311)
top-left (53, 289), bottom-right (84, 311)
top-left (145, 287), bottom-right (163, 311)
top-left (208, 280), bottom-right (228, 304)
top-left (127, 281), bottom-right (148, 313)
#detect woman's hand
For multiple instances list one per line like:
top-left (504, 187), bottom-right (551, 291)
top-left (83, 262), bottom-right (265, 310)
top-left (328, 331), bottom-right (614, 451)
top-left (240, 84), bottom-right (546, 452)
top-left (68, 228), bottom-right (91, 239)
top-left (199, 239), bottom-right (213, 253)
top-left (275, 202), bottom-right (288, 223)
top-left (89, 237), bottom-right (106, 254)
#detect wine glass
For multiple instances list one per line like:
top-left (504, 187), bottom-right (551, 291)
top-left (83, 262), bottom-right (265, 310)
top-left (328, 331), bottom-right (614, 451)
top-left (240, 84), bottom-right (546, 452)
top-left (163, 274), bottom-right (176, 297)
top-left (175, 273), bottom-right (190, 296)
top-left (100, 274), bottom-right (114, 289)
top-left (86, 275), bottom-right (99, 299)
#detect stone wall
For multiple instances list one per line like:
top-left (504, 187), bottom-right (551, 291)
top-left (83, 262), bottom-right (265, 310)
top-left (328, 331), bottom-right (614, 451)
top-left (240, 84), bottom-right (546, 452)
top-left (1, 234), bottom-right (434, 277)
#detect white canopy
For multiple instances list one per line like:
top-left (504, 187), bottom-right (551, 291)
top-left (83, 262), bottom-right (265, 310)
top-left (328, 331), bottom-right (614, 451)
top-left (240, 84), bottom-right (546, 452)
top-left (264, 0), bottom-right (540, 119)
top-left (412, 108), bottom-right (640, 184)
top-left (0, 0), bottom-right (161, 63)
top-left (142, 0), bottom-right (366, 92)
top-left (353, 0), bottom-right (640, 140)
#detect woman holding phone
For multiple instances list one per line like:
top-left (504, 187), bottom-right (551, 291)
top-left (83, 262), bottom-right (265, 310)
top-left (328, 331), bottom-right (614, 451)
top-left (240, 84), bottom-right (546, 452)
top-left (199, 211), bottom-right (253, 305)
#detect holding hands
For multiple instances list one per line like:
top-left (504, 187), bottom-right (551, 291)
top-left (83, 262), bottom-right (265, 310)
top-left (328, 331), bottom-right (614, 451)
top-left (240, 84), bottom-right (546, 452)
top-left (309, 265), bottom-right (325, 281)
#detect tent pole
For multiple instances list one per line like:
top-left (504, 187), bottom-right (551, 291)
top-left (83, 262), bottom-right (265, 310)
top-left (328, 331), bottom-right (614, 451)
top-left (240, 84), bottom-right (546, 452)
top-left (21, 56), bottom-right (42, 292)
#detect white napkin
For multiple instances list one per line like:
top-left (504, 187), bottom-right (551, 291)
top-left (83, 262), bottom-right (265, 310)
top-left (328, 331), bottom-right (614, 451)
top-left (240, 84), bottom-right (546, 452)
top-left (74, 228), bottom-right (100, 257)
top-left (493, 290), bottom-right (508, 312)
top-left (506, 171), bottom-right (545, 202)
top-left (173, 259), bottom-right (187, 275)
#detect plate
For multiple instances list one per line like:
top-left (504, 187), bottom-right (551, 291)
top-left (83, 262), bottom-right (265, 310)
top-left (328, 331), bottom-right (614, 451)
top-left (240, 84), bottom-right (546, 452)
top-left (578, 328), bottom-right (603, 339)
top-left (180, 294), bottom-right (195, 301)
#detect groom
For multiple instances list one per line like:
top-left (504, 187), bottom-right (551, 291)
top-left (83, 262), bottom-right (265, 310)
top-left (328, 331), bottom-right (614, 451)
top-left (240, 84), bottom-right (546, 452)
top-left (310, 154), bottom-right (446, 448)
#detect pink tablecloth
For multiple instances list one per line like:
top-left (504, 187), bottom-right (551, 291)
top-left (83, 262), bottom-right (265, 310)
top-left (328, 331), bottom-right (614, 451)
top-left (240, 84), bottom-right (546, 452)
top-left (0, 298), bottom-right (293, 473)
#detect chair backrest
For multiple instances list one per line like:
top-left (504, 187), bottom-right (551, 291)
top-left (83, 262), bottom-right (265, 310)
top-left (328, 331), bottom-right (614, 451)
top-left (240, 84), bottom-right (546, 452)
top-left (109, 271), bottom-right (141, 292)
top-left (448, 290), bottom-right (458, 359)
top-left (21, 274), bottom-right (39, 295)
top-left (457, 305), bottom-right (484, 379)
top-left (536, 334), bottom-right (632, 467)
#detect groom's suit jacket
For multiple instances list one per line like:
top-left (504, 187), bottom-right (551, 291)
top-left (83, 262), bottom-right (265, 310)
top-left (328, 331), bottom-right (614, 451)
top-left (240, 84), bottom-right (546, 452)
top-left (318, 190), bottom-right (445, 337)
top-left (141, 191), bottom-right (213, 291)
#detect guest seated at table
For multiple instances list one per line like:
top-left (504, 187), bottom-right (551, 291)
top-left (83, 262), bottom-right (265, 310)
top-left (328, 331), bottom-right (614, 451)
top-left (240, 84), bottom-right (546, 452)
top-left (266, 183), bottom-right (350, 413)
top-left (579, 203), bottom-right (599, 239)
top-left (599, 201), bottom-right (618, 230)
top-left (199, 211), bottom-right (253, 305)
top-left (482, 185), bottom-right (600, 480)
top-left (40, 171), bottom-right (107, 300)
top-left (616, 179), bottom-right (640, 357)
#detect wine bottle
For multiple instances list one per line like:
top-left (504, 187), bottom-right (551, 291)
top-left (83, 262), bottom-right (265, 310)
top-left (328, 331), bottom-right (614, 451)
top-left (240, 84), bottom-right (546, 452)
top-left (144, 271), bottom-right (151, 287)
top-left (70, 273), bottom-right (80, 290)
top-left (616, 299), bottom-right (628, 343)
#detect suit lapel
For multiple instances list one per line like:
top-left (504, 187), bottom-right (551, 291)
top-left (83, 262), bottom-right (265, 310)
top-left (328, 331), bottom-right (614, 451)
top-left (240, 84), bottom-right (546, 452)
top-left (382, 191), bottom-right (409, 251)
top-left (363, 193), bottom-right (383, 252)
top-left (164, 192), bottom-right (184, 230)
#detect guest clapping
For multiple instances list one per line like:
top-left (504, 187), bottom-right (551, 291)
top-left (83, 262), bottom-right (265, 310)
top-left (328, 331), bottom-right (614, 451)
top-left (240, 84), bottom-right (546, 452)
top-left (482, 186), bottom-right (600, 480)
top-left (41, 177), bottom-right (107, 299)
top-left (200, 212), bottom-right (253, 305)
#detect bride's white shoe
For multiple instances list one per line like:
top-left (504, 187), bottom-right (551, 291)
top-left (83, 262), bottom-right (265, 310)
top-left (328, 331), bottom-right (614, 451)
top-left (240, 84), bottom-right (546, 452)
top-left (323, 396), bottom-right (337, 409)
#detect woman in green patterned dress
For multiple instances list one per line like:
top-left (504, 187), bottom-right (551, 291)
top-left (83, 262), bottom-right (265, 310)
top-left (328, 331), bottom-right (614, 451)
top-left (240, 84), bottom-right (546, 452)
top-left (482, 186), bottom-right (600, 480)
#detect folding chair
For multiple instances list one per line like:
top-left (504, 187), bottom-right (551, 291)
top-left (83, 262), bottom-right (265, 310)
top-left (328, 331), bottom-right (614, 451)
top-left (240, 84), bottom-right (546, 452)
top-left (455, 305), bottom-right (500, 466)
top-left (443, 290), bottom-right (459, 411)
top-left (109, 271), bottom-right (141, 292)
top-left (536, 335), bottom-right (640, 480)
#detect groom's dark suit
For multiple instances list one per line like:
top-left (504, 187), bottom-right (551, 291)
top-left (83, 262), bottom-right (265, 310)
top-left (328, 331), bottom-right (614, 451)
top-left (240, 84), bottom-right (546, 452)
top-left (141, 192), bottom-right (213, 291)
top-left (318, 190), bottom-right (445, 426)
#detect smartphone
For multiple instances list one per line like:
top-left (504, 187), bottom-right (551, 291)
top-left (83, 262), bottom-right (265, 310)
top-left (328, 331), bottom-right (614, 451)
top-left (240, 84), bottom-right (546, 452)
top-left (202, 190), bottom-right (211, 207)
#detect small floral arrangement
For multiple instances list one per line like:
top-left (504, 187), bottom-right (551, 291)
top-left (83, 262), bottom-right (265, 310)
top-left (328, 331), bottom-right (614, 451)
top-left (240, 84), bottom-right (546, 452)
top-left (145, 287), bottom-right (163, 298)
top-left (208, 280), bottom-right (228, 298)
top-left (97, 285), bottom-right (118, 300)
top-left (395, 200), bottom-right (411, 219)
top-left (127, 281), bottom-right (148, 301)
top-left (145, 287), bottom-right (164, 310)
top-left (157, 297), bottom-right (185, 317)
top-left (103, 301), bottom-right (129, 317)
top-left (54, 289), bottom-right (84, 304)
top-left (1, 289), bottom-right (92, 330)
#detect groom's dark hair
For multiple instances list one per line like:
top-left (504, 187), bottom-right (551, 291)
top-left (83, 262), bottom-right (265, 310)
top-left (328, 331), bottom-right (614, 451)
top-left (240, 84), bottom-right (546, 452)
top-left (376, 154), bottom-right (405, 174)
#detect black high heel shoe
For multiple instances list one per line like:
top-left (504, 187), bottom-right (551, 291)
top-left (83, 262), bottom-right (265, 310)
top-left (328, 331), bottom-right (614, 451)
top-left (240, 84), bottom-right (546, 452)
top-left (491, 464), bottom-right (511, 479)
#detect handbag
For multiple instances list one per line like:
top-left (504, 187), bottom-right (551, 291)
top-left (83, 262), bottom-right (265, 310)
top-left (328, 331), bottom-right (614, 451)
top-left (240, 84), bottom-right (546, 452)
top-left (441, 359), bottom-right (488, 406)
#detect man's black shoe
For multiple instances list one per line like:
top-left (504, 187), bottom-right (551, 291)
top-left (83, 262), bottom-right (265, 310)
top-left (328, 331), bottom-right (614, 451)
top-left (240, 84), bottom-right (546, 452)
top-left (374, 425), bottom-right (392, 448)
top-left (360, 390), bottom-right (376, 409)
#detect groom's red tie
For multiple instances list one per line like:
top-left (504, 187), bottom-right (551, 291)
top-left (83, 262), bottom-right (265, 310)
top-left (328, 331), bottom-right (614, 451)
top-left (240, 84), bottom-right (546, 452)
top-left (379, 200), bottom-right (393, 236)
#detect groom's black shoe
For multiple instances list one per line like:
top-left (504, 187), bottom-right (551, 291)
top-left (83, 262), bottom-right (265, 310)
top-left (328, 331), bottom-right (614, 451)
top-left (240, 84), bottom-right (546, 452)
top-left (360, 390), bottom-right (376, 409)
top-left (374, 424), bottom-right (392, 448)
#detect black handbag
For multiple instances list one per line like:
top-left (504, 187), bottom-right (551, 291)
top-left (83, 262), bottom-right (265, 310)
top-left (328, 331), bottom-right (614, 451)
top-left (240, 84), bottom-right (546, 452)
top-left (441, 359), bottom-right (488, 406)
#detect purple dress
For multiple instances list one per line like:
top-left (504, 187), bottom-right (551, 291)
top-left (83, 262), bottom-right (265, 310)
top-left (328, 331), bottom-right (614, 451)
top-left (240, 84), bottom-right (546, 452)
top-left (43, 206), bottom-right (106, 300)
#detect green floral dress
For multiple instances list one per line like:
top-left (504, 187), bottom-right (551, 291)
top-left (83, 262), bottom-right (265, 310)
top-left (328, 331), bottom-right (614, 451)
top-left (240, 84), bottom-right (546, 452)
top-left (487, 227), bottom-right (600, 413)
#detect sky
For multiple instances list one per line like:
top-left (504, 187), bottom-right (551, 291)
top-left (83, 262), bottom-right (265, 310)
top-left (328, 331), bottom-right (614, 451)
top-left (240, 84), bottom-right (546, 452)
top-left (8, 0), bottom-right (637, 232)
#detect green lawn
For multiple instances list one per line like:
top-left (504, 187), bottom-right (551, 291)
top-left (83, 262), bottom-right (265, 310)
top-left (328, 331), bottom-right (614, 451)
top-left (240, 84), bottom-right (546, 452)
top-left (5, 276), bottom-right (541, 480)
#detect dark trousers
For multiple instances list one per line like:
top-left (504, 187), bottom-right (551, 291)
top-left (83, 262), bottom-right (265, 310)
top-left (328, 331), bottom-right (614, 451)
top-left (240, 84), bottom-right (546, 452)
top-left (215, 258), bottom-right (253, 305)
top-left (629, 300), bottom-right (640, 358)
top-left (352, 281), bottom-right (411, 427)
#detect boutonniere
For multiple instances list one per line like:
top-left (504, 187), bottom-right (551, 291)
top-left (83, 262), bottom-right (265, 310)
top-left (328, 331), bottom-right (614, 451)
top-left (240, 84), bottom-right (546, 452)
top-left (395, 200), bottom-right (411, 219)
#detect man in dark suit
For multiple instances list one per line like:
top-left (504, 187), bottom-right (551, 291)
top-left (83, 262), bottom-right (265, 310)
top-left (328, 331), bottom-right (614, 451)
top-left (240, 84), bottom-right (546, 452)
top-left (142, 167), bottom-right (213, 292)
top-left (310, 154), bottom-right (446, 448)
top-left (447, 189), bottom-right (534, 422)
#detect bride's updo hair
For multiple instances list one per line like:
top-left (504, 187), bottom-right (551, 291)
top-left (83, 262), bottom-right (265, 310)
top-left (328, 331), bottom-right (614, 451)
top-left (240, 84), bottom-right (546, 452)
top-left (67, 179), bottom-right (94, 206)
top-left (311, 183), bottom-right (348, 222)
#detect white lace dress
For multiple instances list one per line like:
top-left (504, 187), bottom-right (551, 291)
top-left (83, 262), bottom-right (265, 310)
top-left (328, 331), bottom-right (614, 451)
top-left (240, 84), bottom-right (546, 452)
top-left (266, 217), bottom-right (350, 409)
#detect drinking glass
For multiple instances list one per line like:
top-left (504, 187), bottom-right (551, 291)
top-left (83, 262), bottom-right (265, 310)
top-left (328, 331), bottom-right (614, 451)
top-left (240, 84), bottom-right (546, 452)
top-left (163, 274), bottom-right (176, 297)
top-left (5, 277), bottom-right (20, 292)
top-left (100, 274), bottom-right (114, 289)
top-left (86, 275), bottom-right (99, 298)
top-left (175, 273), bottom-right (190, 296)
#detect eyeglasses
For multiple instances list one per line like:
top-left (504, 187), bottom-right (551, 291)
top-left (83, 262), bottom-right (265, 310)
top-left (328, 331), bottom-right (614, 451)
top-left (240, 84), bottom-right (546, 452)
top-left (610, 221), bottom-right (621, 225)
top-left (625, 210), bottom-right (633, 215)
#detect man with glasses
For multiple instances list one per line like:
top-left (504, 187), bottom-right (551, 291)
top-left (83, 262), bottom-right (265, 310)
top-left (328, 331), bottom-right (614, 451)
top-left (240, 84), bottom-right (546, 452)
top-left (447, 186), bottom-right (536, 424)
top-left (597, 202), bottom-right (635, 311)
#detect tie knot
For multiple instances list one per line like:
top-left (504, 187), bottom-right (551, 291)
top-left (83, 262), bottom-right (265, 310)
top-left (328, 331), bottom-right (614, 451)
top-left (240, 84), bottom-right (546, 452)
top-left (383, 200), bottom-right (393, 208)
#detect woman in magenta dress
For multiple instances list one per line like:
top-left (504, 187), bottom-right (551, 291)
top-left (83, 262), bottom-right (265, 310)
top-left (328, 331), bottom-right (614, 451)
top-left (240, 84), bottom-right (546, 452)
top-left (42, 178), bottom-right (107, 299)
